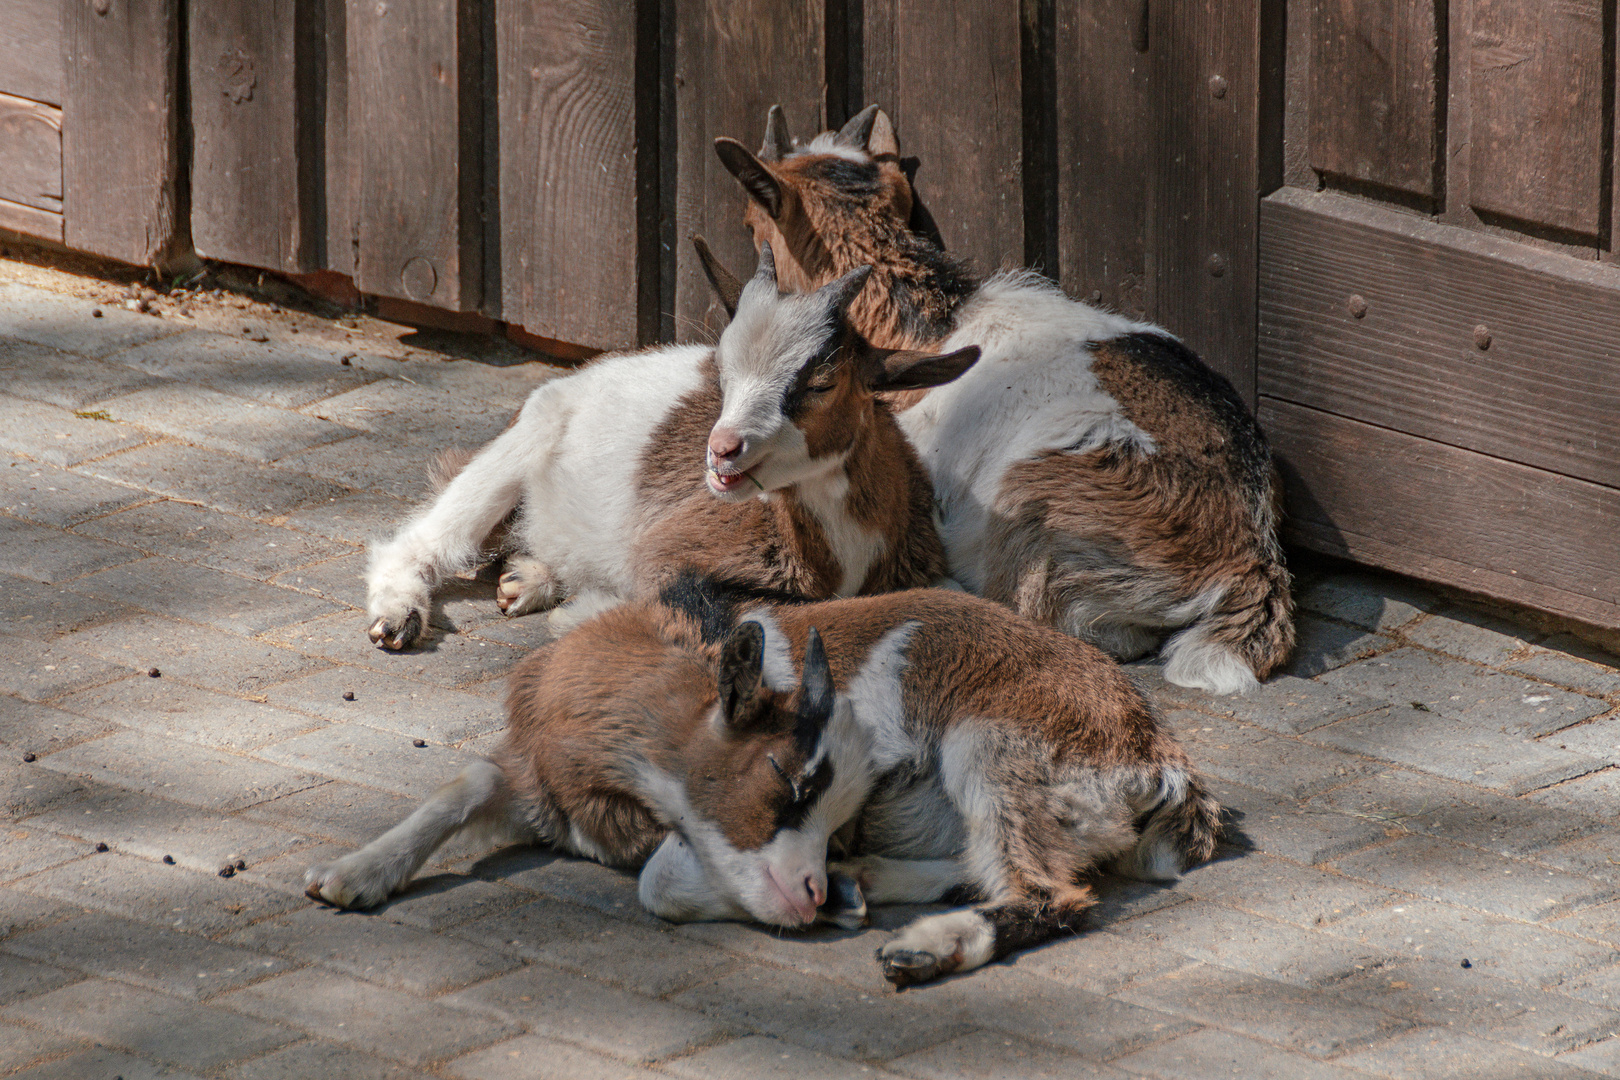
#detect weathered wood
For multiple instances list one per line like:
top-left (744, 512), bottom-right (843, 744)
top-left (0, 92), bottom-right (61, 212)
top-left (324, 0), bottom-right (355, 275)
top-left (1469, 0), bottom-right (1606, 237)
top-left (1309, 0), bottom-right (1441, 201)
top-left (62, 0), bottom-right (186, 267)
top-left (1264, 397), bottom-right (1620, 628)
top-left (348, 0), bottom-right (482, 310)
top-left (0, 197), bottom-right (62, 241)
top-left (1055, 0), bottom-right (1149, 316)
top-left (1146, 0), bottom-right (1262, 405)
top-left (188, 0), bottom-right (319, 271)
top-left (1258, 188), bottom-right (1620, 488)
top-left (0, 0), bottom-right (62, 104)
top-left (497, 0), bottom-right (640, 351)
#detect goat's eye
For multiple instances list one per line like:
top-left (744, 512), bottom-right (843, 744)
top-left (806, 382), bottom-right (835, 395)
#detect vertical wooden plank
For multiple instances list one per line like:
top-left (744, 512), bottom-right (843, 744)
top-left (324, 0), bottom-right (356, 275)
top-left (1146, 0), bottom-right (1261, 404)
top-left (348, 0), bottom-right (481, 310)
top-left (1470, 0), bottom-right (1606, 236)
top-left (188, 0), bottom-right (319, 271)
top-left (62, 0), bottom-right (186, 267)
top-left (891, 0), bottom-right (1023, 274)
top-left (1055, 0), bottom-right (1149, 316)
top-left (0, 0), bottom-right (64, 103)
top-left (498, 0), bottom-right (639, 351)
top-left (1309, 0), bottom-right (1442, 202)
top-left (1281, 0), bottom-right (1314, 190)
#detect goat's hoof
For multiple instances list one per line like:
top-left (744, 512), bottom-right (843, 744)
top-left (818, 871), bottom-right (868, 930)
top-left (495, 560), bottom-right (561, 616)
top-left (368, 610), bottom-right (423, 651)
top-left (878, 947), bottom-right (945, 987)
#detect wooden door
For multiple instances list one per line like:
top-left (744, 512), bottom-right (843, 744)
top-left (1262, 0), bottom-right (1620, 629)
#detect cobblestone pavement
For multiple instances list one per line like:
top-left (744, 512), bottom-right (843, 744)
top-left (3, 270), bottom-right (1619, 1080)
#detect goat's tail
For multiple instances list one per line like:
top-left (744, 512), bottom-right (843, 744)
top-left (1161, 557), bottom-right (1294, 695)
top-left (1115, 766), bottom-right (1222, 882)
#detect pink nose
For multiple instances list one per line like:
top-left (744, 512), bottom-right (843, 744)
top-left (804, 875), bottom-right (825, 908)
top-left (708, 428), bottom-right (743, 462)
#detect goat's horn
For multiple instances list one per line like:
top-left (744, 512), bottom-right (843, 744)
top-left (692, 235), bottom-right (744, 319)
top-left (836, 104), bottom-right (881, 149)
top-left (761, 105), bottom-right (793, 162)
top-left (755, 241), bottom-right (778, 287)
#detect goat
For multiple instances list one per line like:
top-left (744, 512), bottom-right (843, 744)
top-left (362, 243), bottom-right (979, 649)
top-left (710, 106), bottom-right (1295, 695)
top-left (306, 574), bottom-right (1221, 986)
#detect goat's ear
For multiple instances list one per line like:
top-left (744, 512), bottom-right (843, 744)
top-left (868, 345), bottom-right (981, 392)
top-left (718, 622), bottom-right (769, 733)
top-left (836, 104), bottom-right (881, 150)
top-left (692, 235), bottom-right (744, 318)
top-left (761, 104), bottom-right (793, 162)
top-left (715, 138), bottom-right (782, 218)
top-left (816, 264), bottom-right (873, 318)
top-left (868, 108), bottom-right (900, 157)
top-left (897, 157), bottom-right (948, 249)
top-left (798, 627), bottom-right (835, 730)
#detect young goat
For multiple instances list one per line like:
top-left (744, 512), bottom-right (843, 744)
top-left (709, 106), bottom-right (1295, 695)
top-left (363, 245), bottom-right (978, 649)
top-left (306, 576), bottom-right (1221, 985)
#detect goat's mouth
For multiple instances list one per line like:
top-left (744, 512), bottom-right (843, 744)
top-left (706, 464), bottom-right (764, 495)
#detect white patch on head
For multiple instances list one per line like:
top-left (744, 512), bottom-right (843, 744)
top-left (794, 133), bottom-right (872, 162)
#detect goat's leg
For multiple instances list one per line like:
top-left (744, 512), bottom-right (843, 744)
top-left (495, 554), bottom-right (565, 616)
top-left (830, 856), bottom-right (968, 904)
top-left (304, 759), bottom-right (524, 909)
top-left (877, 887), bottom-right (1094, 987)
top-left (637, 833), bottom-right (750, 923)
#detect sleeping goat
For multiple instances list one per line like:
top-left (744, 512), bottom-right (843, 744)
top-left (306, 575), bottom-right (1221, 985)
top-left (709, 105), bottom-right (1295, 695)
top-left (363, 244), bottom-right (978, 649)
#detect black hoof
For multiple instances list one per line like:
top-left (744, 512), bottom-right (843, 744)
top-left (369, 610), bottom-right (423, 651)
top-left (818, 871), bottom-right (868, 930)
top-left (878, 947), bottom-right (943, 986)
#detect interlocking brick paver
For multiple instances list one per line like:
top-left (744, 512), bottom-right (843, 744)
top-left (450, 1034), bottom-right (666, 1080)
top-left (0, 636), bottom-right (129, 702)
top-left (111, 330), bottom-right (385, 409)
top-left (239, 780), bottom-right (421, 847)
top-left (1508, 638), bottom-right (1620, 699)
top-left (476, 849), bottom-right (662, 927)
top-left (62, 613), bottom-right (331, 694)
top-left (73, 498), bottom-right (355, 578)
top-left (99, 384), bottom-right (362, 463)
top-left (0, 828), bottom-right (87, 882)
top-left (1171, 712), bottom-right (1377, 798)
top-left (662, 1036), bottom-right (900, 1080)
top-left (886, 1032), bottom-right (1125, 1080)
top-left (1282, 614), bottom-right (1394, 678)
top-left (1538, 832), bottom-right (1620, 887)
top-left (445, 964), bottom-right (725, 1063)
top-left (70, 556), bottom-right (342, 635)
top-left (1138, 664), bottom-right (1385, 735)
top-left (1405, 609), bottom-right (1546, 665)
top-left (262, 667), bottom-right (503, 743)
top-left (1111, 1028), bottom-right (1375, 1080)
top-left (1013, 927), bottom-right (1196, 995)
top-left (83, 439), bottom-right (354, 518)
top-left (0, 457), bottom-right (151, 526)
top-left (0, 1019), bottom-right (85, 1074)
top-left (267, 611), bottom-right (528, 688)
top-left (1527, 768), bottom-right (1620, 820)
top-left (1559, 1039), bottom-right (1620, 1078)
top-left (1, 761), bottom-right (92, 823)
top-left (1209, 780), bottom-right (1387, 865)
top-left (0, 952), bottom-right (84, 1005)
top-left (0, 887), bottom-right (74, 936)
top-left (1546, 717), bottom-right (1620, 767)
top-left (276, 433), bottom-right (454, 501)
top-left (0, 339), bottom-right (168, 410)
top-left (0, 574), bottom-right (141, 641)
top-left (1334, 1025), bottom-right (1610, 1079)
top-left (380, 356), bottom-right (556, 407)
top-left (55, 678), bottom-right (323, 751)
top-left (1553, 902), bottom-right (1620, 949)
top-left (256, 722), bottom-right (481, 798)
top-left (5, 1047), bottom-right (207, 1080)
top-left (0, 696), bottom-right (113, 754)
top-left (3, 977), bottom-right (299, 1070)
top-left (0, 513), bottom-right (140, 583)
top-left (0, 282), bottom-right (179, 357)
top-left (226, 1041), bottom-right (441, 1080)
top-left (1179, 851), bottom-right (1397, 926)
top-left (1298, 571), bottom-right (1431, 632)
top-left (272, 551), bottom-right (369, 608)
top-left (673, 914), bottom-right (918, 989)
top-left (35, 729), bottom-right (328, 811)
top-left (0, 392), bottom-right (152, 466)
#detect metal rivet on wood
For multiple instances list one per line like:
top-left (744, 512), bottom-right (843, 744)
top-left (92, 0), bottom-right (111, 14)
top-left (1207, 253), bottom-right (1227, 277)
top-left (1473, 325), bottom-right (1492, 350)
top-left (1348, 294), bottom-right (1367, 318)
top-left (1209, 75), bottom-right (1228, 99)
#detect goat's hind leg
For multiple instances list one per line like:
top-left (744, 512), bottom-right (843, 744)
top-left (878, 887), bottom-right (1094, 987)
top-left (305, 758), bottom-right (527, 909)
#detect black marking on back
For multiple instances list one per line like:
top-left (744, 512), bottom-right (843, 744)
top-left (658, 569), bottom-right (808, 645)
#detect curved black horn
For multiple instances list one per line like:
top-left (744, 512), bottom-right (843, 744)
top-left (800, 627), bottom-right (835, 723)
top-left (692, 235), bottom-right (744, 318)
top-left (755, 241), bottom-right (778, 287)
top-left (761, 104), bottom-right (793, 162)
top-left (836, 104), bottom-right (881, 149)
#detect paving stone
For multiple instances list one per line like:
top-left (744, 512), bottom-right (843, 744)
top-left (82, 440), bottom-right (354, 519)
top-left (1330, 835), bottom-right (1615, 921)
top-left (62, 614), bottom-right (331, 695)
top-left (1308, 704), bottom-right (1604, 795)
top-left (267, 612), bottom-right (528, 689)
top-left (1333, 962), bottom-right (1620, 1055)
top-left (444, 964), bottom-right (724, 1064)
top-left (1509, 639), bottom-right (1620, 700)
top-left (239, 780), bottom-right (421, 847)
top-left (271, 552), bottom-right (368, 608)
top-left (305, 377), bottom-right (516, 444)
top-left (673, 914), bottom-right (922, 990)
top-left (226, 905), bottom-right (521, 994)
top-left (276, 433), bottom-right (448, 501)
top-left (1169, 712), bottom-right (1377, 798)
top-left (3, 913), bottom-right (294, 999)
top-left (0, 458), bottom-right (151, 526)
top-left (450, 1034), bottom-right (667, 1080)
top-left (1539, 833), bottom-right (1620, 888)
top-left (1558, 1038), bottom-right (1620, 1079)
top-left (1010, 927), bottom-right (1196, 995)
top-left (1297, 572), bottom-right (1432, 632)
top-left (1108, 898), bottom-right (1398, 986)
top-left (1, 760), bottom-right (93, 822)
top-left (0, 340), bottom-right (169, 412)
top-left (1180, 851), bottom-right (1398, 926)
top-left (256, 722), bottom-right (482, 799)
top-left (1086, 875), bottom-right (1195, 927)
top-left (0, 697), bottom-right (113, 756)
top-left (1559, 963), bottom-right (1620, 1011)
top-left (25, 787), bottom-right (306, 872)
top-left (305, 865), bottom-right (530, 932)
top-left (380, 357), bottom-right (558, 408)
top-left (55, 678), bottom-right (323, 752)
top-left (453, 897), bottom-right (733, 997)
top-left (1326, 900), bottom-right (1620, 988)
top-left (1111, 1027), bottom-right (1375, 1080)
top-left (17, 850), bottom-right (304, 936)
top-left (0, 574), bottom-right (141, 639)
top-left (0, 952), bottom-right (84, 1005)
top-left (1406, 609), bottom-right (1546, 665)
top-left (1281, 614), bottom-right (1394, 678)
top-left (886, 1031), bottom-right (1124, 1080)
top-left (98, 384), bottom-right (362, 463)
top-left (0, 282), bottom-right (179, 358)
top-left (36, 729), bottom-right (328, 811)
top-left (112, 330), bottom-right (385, 409)
top-left (1111, 963), bottom-right (1414, 1058)
top-left (70, 556), bottom-right (342, 635)
top-left (1311, 768), bottom-right (1602, 860)
top-left (0, 888), bottom-right (74, 937)
top-left (1159, 672), bottom-right (1386, 736)
top-left (1334, 1026), bottom-right (1610, 1079)
top-left (1209, 780), bottom-right (1387, 865)
top-left (0, 1018), bottom-right (85, 1074)
top-left (1558, 905), bottom-right (1620, 951)
top-left (73, 499), bottom-right (356, 579)
top-left (476, 850), bottom-right (661, 928)
top-left (225, 1040), bottom-right (440, 1080)
top-left (279, 490), bottom-right (413, 546)
top-left (1528, 770), bottom-right (1620, 820)
top-left (1546, 718), bottom-right (1620, 768)
top-left (261, 667), bottom-right (503, 743)
top-left (6, 1046), bottom-right (207, 1080)
top-left (0, 513), bottom-right (140, 583)
top-left (1323, 649), bottom-right (1609, 737)
top-left (0, 392), bottom-right (152, 466)
top-left (0, 827), bottom-right (87, 882)
top-left (0, 636), bottom-right (129, 701)
top-left (463, 613), bottom-right (559, 651)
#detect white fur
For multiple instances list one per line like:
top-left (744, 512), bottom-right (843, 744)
top-left (1162, 623), bottom-right (1259, 695)
top-left (878, 909), bottom-right (997, 974)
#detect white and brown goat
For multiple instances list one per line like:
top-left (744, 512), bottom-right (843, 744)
top-left (710, 106), bottom-right (1295, 695)
top-left (363, 244), bottom-right (978, 649)
top-left (306, 575), bottom-right (1221, 985)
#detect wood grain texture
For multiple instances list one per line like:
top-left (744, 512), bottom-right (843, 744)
top-left (62, 0), bottom-right (186, 267)
top-left (0, 92), bottom-right (61, 212)
top-left (498, 0), bottom-right (639, 351)
top-left (0, 196), bottom-right (62, 241)
top-left (1146, 0), bottom-right (1262, 404)
top-left (1264, 397), bottom-right (1620, 627)
top-left (1309, 0), bottom-right (1441, 201)
top-left (0, 0), bottom-right (62, 103)
top-left (348, 0), bottom-right (481, 310)
top-left (1469, 0), bottom-right (1606, 236)
top-left (324, 0), bottom-right (355, 275)
top-left (1055, 0), bottom-right (1149, 317)
top-left (1258, 187), bottom-right (1620, 488)
top-left (188, 0), bottom-right (319, 271)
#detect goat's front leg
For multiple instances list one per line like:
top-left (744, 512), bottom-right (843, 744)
top-left (637, 833), bottom-right (748, 923)
top-left (877, 886), bottom-right (1094, 987)
top-left (305, 759), bottom-right (522, 909)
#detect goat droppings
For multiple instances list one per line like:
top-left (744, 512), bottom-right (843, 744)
top-left (162, 855), bottom-right (175, 865)
top-left (342, 690), bottom-right (356, 701)
top-left (94, 842), bottom-right (109, 853)
top-left (412, 738), bottom-right (427, 748)
top-left (21, 752), bottom-right (35, 762)
top-left (147, 667), bottom-right (161, 678)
